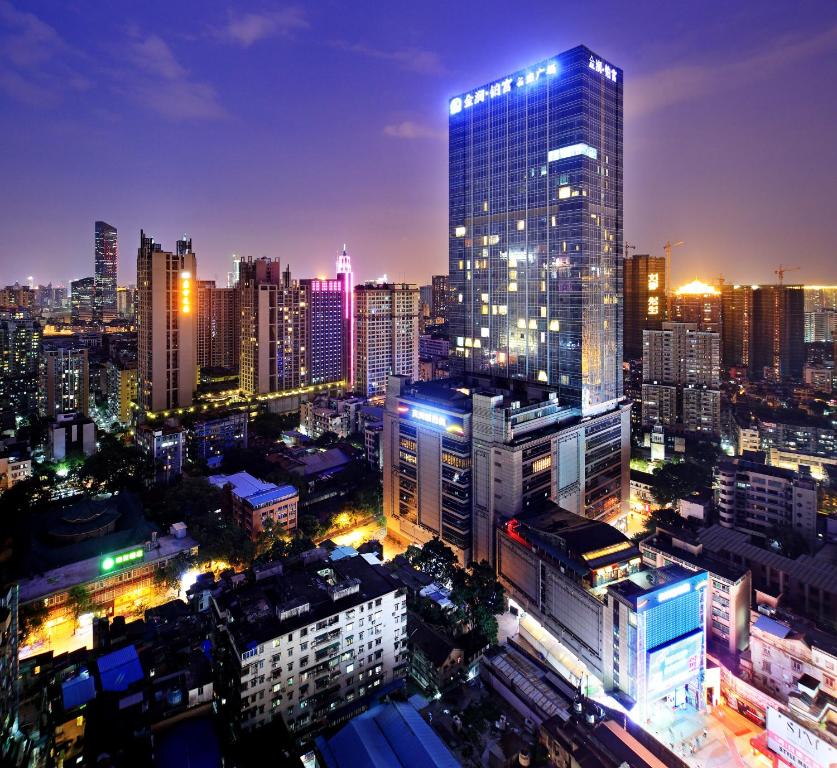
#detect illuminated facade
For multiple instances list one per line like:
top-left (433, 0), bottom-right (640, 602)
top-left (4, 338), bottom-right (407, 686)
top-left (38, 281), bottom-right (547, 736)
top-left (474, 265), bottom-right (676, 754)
top-left (0, 313), bottom-right (42, 422)
top-left (668, 280), bottom-right (721, 332)
top-left (239, 256), bottom-right (283, 395)
top-left (355, 283), bottom-right (419, 398)
top-left (70, 276), bottom-right (95, 324)
top-left (301, 277), bottom-right (344, 385)
top-left (603, 566), bottom-right (707, 718)
top-left (136, 231), bottom-right (197, 414)
top-left (449, 46), bottom-right (623, 415)
top-left (623, 253), bottom-right (666, 361)
top-left (41, 347), bottom-right (89, 418)
top-left (94, 221), bottom-right (118, 321)
top-left (336, 245), bottom-right (355, 388)
top-left (196, 280), bottom-right (240, 372)
top-left (383, 375), bottom-right (631, 566)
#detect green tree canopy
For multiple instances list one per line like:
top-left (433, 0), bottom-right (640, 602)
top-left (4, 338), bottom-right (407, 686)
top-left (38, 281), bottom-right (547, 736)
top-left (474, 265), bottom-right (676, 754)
top-left (651, 461), bottom-right (711, 506)
top-left (405, 538), bottom-right (458, 585)
top-left (80, 434), bottom-right (150, 493)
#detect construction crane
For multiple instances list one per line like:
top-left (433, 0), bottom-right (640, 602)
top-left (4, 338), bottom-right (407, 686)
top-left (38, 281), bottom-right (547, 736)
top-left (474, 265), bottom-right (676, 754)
top-left (663, 240), bottom-right (684, 297)
top-left (774, 264), bottom-right (800, 285)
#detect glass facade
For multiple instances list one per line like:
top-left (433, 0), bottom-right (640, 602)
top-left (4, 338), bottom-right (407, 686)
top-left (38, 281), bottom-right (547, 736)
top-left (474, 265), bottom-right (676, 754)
top-left (449, 46), bottom-right (623, 414)
top-left (94, 220), bottom-right (118, 319)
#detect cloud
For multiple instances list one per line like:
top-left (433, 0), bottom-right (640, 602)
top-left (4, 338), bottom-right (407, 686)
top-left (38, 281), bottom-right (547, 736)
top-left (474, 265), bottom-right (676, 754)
top-left (124, 33), bottom-right (226, 121)
top-left (628, 23), bottom-right (837, 120)
top-left (216, 8), bottom-right (308, 47)
top-left (332, 41), bottom-right (445, 75)
top-left (383, 120), bottom-right (445, 141)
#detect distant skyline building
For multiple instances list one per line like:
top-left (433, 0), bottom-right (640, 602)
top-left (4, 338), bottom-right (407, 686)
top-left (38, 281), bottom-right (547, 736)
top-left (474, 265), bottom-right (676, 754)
top-left (354, 282), bottom-right (419, 398)
top-left (94, 221), bottom-right (118, 321)
top-left (136, 230), bottom-right (197, 414)
top-left (449, 46), bottom-right (623, 415)
top-left (720, 283), bottom-right (753, 373)
top-left (623, 253), bottom-right (666, 361)
top-left (668, 280), bottom-right (721, 333)
top-left (750, 284), bottom-right (805, 380)
top-left (430, 274), bottom-right (454, 324)
top-left (70, 276), bottom-right (95, 323)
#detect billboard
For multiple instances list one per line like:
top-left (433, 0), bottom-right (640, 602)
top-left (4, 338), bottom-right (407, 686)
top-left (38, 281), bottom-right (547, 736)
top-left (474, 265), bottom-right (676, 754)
top-left (766, 708), bottom-right (836, 768)
top-left (645, 630), bottom-right (703, 702)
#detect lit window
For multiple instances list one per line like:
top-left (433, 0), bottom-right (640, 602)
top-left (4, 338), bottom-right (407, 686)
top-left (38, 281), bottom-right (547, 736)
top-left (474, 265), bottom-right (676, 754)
top-left (558, 187), bottom-right (571, 200)
top-left (516, 220), bottom-right (525, 231)
top-left (481, 327), bottom-right (489, 337)
top-left (455, 226), bottom-right (466, 237)
top-left (508, 282), bottom-right (517, 292)
top-left (540, 307), bottom-right (547, 318)
top-left (549, 320), bottom-right (560, 332)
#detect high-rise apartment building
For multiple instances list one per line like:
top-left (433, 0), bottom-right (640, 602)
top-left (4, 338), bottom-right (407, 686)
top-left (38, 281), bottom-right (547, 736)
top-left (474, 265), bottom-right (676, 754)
top-left (449, 46), bottom-right (623, 415)
top-left (623, 254), bottom-right (666, 361)
top-left (196, 280), bottom-right (240, 372)
top-left (116, 285), bottom-right (136, 322)
top-left (668, 280), bottom-right (721, 332)
top-left (355, 283), bottom-right (419, 398)
top-left (277, 267), bottom-right (308, 392)
top-left (239, 257), bottom-right (283, 396)
top-left (41, 348), bottom-right (89, 418)
top-left (94, 221), bottom-right (118, 321)
top-left (641, 322), bottom-right (721, 435)
top-left (136, 231), bottom-right (197, 414)
top-left (430, 274), bottom-right (454, 324)
top-left (750, 285), bottom-right (805, 380)
top-left (106, 359), bottom-right (137, 425)
top-left (70, 276), bottom-right (95, 324)
top-left (300, 278), bottom-right (344, 385)
top-left (0, 313), bottom-right (42, 422)
top-left (720, 283), bottom-right (753, 373)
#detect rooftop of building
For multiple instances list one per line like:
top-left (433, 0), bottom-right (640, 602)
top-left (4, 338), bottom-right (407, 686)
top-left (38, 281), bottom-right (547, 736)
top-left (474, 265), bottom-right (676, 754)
top-left (698, 525), bottom-right (837, 593)
top-left (506, 501), bottom-right (639, 576)
top-left (734, 403), bottom-right (834, 431)
top-left (606, 564), bottom-right (703, 607)
top-left (213, 555), bottom-right (397, 654)
top-left (208, 471), bottom-right (297, 507)
top-left (717, 456), bottom-right (812, 482)
top-left (18, 526), bottom-right (198, 603)
top-left (315, 701), bottom-right (459, 768)
top-left (640, 528), bottom-right (748, 584)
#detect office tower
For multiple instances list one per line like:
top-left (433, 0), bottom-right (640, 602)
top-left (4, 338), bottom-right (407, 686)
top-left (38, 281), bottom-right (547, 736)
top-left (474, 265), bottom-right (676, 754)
top-left (419, 284), bottom-right (432, 309)
top-left (336, 245), bottom-right (355, 388)
top-left (623, 253), bottom-right (666, 360)
top-left (720, 283), bottom-right (753, 373)
top-left (238, 257), bottom-right (282, 395)
top-left (449, 46), bottom-right (623, 415)
top-left (430, 274), bottom-right (455, 325)
top-left (196, 281), bottom-right (240, 372)
top-left (641, 322), bottom-right (721, 435)
top-left (355, 283), bottom-right (419, 398)
top-left (227, 255), bottom-right (243, 288)
top-left (668, 280), bottom-right (721, 332)
top-left (750, 285), bottom-right (805, 380)
top-left (0, 313), bottom-right (42, 423)
top-left (136, 230), bottom-right (197, 414)
top-left (116, 286), bottom-right (136, 321)
top-left (94, 221), bottom-right (118, 321)
top-left (716, 458), bottom-right (817, 548)
top-left (300, 277), bottom-right (344, 385)
top-left (42, 348), bottom-right (89, 418)
top-left (70, 276), bottom-right (95, 323)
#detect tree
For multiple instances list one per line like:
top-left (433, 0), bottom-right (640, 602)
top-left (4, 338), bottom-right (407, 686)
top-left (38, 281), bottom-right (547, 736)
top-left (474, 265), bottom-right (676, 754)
top-left (80, 434), bottom-right (149, 493)
top-left (451, 560), bottom-right (505, 644)
top-left (19, 600), bottom-right (49, 643)
top-left (250, 411), bottom-right (299, 441)
top-left (314, 431), bottom-right (340, 448)
top-left (631, 507), bottom-right (685, 542)
top-left (651, 461), bottom-right (711, 506)
top-left (67, 585), bottom-right (93, 632)
top-left (406, 538), bottom-right (458, 585)
top-left (220, 447), bottom-right (275, 479)
top-left (153, 552), bottom-right (195, 593)
top-left (297, 514), bottom-right (321, 539)
top-left (188, 508), bottom-right (255, 567)
top-left (144, 476), bottom-right (222, 528)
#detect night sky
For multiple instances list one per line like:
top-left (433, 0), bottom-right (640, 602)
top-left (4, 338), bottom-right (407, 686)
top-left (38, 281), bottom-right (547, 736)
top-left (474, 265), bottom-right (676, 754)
top-left (1, 0), bottom-right (835, 288)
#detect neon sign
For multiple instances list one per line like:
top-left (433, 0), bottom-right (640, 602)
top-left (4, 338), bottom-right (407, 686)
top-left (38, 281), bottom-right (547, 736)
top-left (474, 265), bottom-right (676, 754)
top-left (101, 547), bottom-right (144, 573)
top-left (657, 582), bottom-right (691, 602)
top-left (450, 61), bottom-right (558, 115)
top-left (588, 56), bottom-right (618, 82)
top-left (411, 408), bottom-right (447, 428)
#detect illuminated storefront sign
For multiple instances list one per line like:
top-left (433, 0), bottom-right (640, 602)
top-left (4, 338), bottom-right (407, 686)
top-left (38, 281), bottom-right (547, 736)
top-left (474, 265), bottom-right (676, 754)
top-left (411, 408), bottom-right (447, 428)
top-left (766, 708), bottom-right (836, 768)
top-left (450, 60), bottom-right (559, 115)
top-left (100, 547), bottom-right (145, 573)
top-left (657, 581), bottom-right (691, 602)
top-left (645, 631), bottom-right (703, 702)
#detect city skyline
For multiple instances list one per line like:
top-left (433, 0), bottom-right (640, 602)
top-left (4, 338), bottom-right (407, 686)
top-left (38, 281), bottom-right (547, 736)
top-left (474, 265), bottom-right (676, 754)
top-left (1, 1), bottom-right (836, 287)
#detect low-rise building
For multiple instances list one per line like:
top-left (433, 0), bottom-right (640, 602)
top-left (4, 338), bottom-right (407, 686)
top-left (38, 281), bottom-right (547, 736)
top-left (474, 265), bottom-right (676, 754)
top-left (0, 451), bottom-right (32, 490)
top-left (211, 554), bottom-right (409, 738)
top-left (136, 423), bottom-right (184, 485)
top-left (209, 471), bottom-right (298, 540)
top-left (408, 613), bottom-right (486, 694)
top-left (48, 412), bottom-right (96, 461)
top-left (186, 410), bottom-right (248, 464)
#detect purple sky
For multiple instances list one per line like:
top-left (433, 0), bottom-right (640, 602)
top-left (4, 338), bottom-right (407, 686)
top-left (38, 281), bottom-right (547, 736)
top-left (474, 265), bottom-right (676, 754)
top-left (1, 1), bottom-right (835, 288)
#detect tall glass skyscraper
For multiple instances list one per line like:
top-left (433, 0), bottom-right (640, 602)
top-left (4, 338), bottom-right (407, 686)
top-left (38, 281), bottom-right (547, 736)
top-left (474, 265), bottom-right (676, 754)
top-left (94, 220), bottom-right (118, 320)
top-left (449, 46), bottom-right (623, 415)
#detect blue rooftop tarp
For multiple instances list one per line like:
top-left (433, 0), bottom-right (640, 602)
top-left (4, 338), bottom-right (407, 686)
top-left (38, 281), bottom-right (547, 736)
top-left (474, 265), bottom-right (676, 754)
top-left (315, 702), bottom-right (459, 768)
top-left (753, 614), bottom-right (793, 640)
top-left (62, 672), bottom-right (96, 710)
top-left (97, 644), bottom-right (144, 692)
